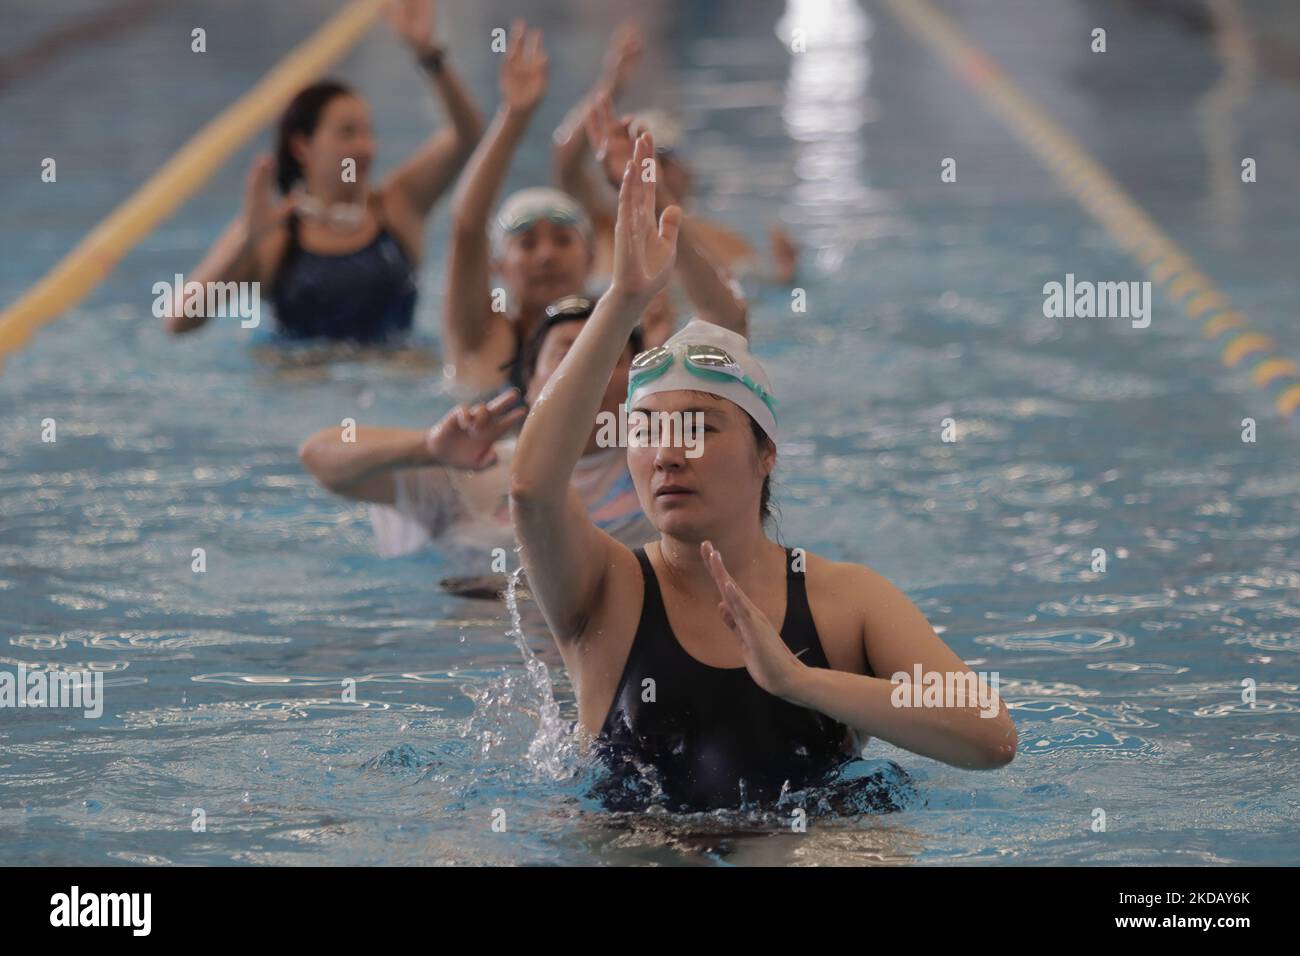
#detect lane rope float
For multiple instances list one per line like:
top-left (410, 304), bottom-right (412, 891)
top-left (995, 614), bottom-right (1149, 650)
top-left (880, 0), bottom-right (1300, 419)
top-left (0, 0), bottom-right (390, 367)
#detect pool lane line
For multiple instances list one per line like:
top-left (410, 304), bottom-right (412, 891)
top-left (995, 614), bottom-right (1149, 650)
top-left (0, 0), bottom-right (390, 368)
top-left (879, 0), bottom-right (1300, 420)
top-left (0, 0), bottom-right (174, 93)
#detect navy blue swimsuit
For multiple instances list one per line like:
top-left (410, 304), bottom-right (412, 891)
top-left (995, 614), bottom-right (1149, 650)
top-left (270, 200), bottom-right (417, 344)
top-left (592, 547), bottom-right (868, 812)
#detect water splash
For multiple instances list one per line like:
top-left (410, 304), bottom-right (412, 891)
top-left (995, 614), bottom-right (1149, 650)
top-left (458, 564), bottom-right (582, 782)
top-left (502, 565), bottom-right (580, 779)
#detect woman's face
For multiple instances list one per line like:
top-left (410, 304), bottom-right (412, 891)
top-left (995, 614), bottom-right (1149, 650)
top-left (498, 221), bottom-right (593, 315)
top-left (294, 93), bottom-right (375, 187)
top-left (526, 321), bottom-right (631, 421)
top-left (627, 390), bottom-right (773, 539)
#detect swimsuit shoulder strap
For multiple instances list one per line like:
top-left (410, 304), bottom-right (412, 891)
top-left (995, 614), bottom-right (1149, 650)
top-left (370, 188), bottom-right (419, 267)
top-left (783, 547), bottom-right (875, 677)
top-left (632, 546), bottom-right (671, 635)
top-left (272, 212), bottom-right (303, 292)
top-left (595, 546), bottom-right (670, 736)
top-left (782, 546), bottom-right (834, 668)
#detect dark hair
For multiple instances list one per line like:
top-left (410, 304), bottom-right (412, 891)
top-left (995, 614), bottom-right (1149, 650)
top-left (511, 309), bottom-right (643, 395)
top-left (275, 80), bottom-right (354, 194)
top-left (746, 412), bottom-right (776, 526)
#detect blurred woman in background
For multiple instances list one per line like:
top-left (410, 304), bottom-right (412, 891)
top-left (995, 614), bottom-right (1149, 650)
top-left (165, 0), bottom-right (481, 346)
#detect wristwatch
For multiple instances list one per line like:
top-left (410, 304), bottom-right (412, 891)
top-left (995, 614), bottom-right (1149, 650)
top-left (418, 46), bottom-right (445, 75)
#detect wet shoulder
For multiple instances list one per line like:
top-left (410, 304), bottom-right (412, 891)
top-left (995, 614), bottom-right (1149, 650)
top-left (800, 550), bottom-right (884, 676)
top-left (584, 538), bottom-right (646, 642)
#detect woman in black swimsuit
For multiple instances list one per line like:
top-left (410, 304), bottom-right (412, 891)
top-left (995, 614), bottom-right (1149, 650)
top-left (165, 0), bottom-right (480, 345)
top-left (510, 132), bottom-right (1017, 812)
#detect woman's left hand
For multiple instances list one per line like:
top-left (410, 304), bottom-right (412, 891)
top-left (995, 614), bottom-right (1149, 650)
top-left (584, 92), bottom-right (635, 189)
top-left (390, 0), bottom-right (437, 54)
top-left (703, 541), bottom-right (809, 703)
top-left (598, 20), bottom-right (643, 96)
top-left (426, 389), bottom-right (526, 470)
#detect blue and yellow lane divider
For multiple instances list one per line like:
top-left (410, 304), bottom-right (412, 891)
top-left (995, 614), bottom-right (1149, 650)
top-left (880, 0), bottom-right (1300, 418)
top-left (0, 0), bottom-right (389, 368)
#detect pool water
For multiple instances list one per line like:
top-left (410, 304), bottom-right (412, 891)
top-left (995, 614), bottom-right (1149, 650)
top-left (1, 0), bottom-right (1298, 865)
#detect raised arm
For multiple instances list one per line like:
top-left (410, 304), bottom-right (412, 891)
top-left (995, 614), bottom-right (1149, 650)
top-left (667, 215), bottom-right (749, 337)
top-left (585, 94), bottom-right (748, 336)
top-left (552, 21), bottom-right (642, 227)
top-left (511, 133), bottom-right (681, 641)
top-left (383, 0), bottom-right (484, 221)
top-left (300, 391), bottom-right (525, 504)
top-left (442, 21), bottom-right (547, 375)
top-left (166, 156), bottom-right (290, 334)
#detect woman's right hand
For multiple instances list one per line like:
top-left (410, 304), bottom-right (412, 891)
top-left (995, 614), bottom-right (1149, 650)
top-left (499, 20), bottom-right (548, 114)
top-left (426, 389), bottom-right (527, 470)
top-left (598, 20), bottom-right (643, 96)
top-left (388, 0), bottom-right (438, 56)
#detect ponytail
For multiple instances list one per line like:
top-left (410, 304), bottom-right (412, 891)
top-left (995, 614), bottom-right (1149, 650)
top-left (274, 80), bottom-right (353, 194)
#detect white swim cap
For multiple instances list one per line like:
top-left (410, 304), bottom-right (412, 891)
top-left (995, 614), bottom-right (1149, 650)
top-left (492, 187), bottom-right (593, 256)
top-left (627, 319), bottom-right (777, 445)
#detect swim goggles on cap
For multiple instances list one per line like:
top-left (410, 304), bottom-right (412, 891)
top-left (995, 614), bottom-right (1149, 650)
top-left (498, 206), bottom-right (587, 236)
top-left (626, 342), bottom-right (777, 418)
top-left (544, 295), bottom-right (595, 320)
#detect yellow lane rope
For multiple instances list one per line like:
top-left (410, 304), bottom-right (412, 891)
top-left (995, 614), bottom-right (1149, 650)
top-left (880, 0), bottom-right (1300, 418)
top-left (0, 0), bottom-right (389, 366)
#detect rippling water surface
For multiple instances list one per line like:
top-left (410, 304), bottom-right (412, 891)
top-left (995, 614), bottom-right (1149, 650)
top-left (2, 0), bottom-right (1298, 864)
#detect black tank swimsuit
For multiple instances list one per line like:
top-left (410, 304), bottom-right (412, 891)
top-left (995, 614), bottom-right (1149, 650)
top-left (270, 197), bottom-right (417, 344)
top-left (593, 546), bottom-right (868, 812)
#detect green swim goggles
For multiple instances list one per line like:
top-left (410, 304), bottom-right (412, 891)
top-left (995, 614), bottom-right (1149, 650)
top-left (498, 207), bottom-right (587, 236)
top-left (626, 342), bottom-right (777, 419)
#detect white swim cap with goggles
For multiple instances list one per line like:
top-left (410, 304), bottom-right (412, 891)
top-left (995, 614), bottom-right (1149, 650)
top-left (629, 109), bottom-right (684, 155)
top-left (626, 319), bottom-right (778, 445)
top-left (491, 187), bottom-right (593, 256)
